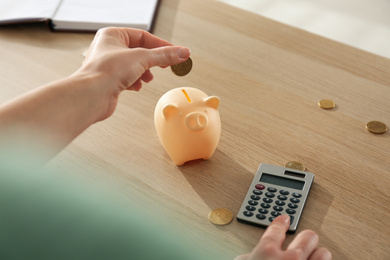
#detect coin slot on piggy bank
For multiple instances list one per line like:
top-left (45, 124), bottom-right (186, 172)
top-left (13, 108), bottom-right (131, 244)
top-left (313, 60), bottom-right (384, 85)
top-left (154, 87), bottom-right (221, 165)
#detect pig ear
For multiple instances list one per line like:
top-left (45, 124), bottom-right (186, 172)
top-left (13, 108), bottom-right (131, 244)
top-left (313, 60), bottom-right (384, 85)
top-left (162, 104), bottom-right (179, 119)
top-left (204, 96), bottom-right (220, 110)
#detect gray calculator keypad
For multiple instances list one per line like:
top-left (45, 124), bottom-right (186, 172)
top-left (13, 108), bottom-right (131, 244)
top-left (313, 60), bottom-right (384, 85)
top-left (242, 185), bottom-right (301, 224)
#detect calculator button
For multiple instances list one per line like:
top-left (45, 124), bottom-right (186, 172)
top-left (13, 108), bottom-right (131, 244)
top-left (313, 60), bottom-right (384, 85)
top-left (256, 214), bottom-right (266, 220)
top-left (265, 192), bottom-right (275, 198)
top-left (292, 192), bottom-right (302, 198)
top-left (260, 203), bottom-right (271, 209)
top-left (258, 208), bottom-right (269, 214)
top-left (289, 215), bottom-right (294, 224)
top-left (267, 187), bottom-right (277, 192)
top-left (246, 206), bottom-right (256, 211)
top-left (279, 190), bottom-right (289, 195)
top-left (255, 184), bottom-right (265, 190)
top-left (263, 198), bottom-right (273, 203)
top-left (269, 217), bottom-right (275, 222)
top-left (253, 190), bottom-right (263, 195)
top-left (271, 211), bottom-right (281, 217)
top-left (290, 198), bottom-right (300, 203)
top-left (277, 195), bottom-right (287, 200)
top-left (248, 200), bottom-right (258, 206)
top-left (288, 203), bottom-right (298, 209)
top-left (275, 200), bottom-right (285, 206)
top-left (244, 211), bottom-right (254, 217)
top-left (273, 206), bottom-right (283, 212)
top-left (250, 195), bottom-right (261, 200)
top-left (286, 209), bottom-right (296, 214)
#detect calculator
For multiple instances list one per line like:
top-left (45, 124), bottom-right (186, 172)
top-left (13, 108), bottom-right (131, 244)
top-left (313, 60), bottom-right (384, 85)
top-left (237, 163), bottom-right (314, 232)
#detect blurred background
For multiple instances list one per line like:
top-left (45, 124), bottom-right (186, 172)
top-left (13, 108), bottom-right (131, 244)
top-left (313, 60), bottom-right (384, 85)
top-left (218, 0), bottom-right (390, 59)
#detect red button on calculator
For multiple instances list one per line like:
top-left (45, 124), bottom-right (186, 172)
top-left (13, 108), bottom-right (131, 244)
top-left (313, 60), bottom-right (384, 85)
top-left (255, 184), bottom-right (265, 190)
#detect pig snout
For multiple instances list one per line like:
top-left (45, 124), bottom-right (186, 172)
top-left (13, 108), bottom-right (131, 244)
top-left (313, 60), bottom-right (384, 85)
top-left (185, 112), bottom-right (208, 131)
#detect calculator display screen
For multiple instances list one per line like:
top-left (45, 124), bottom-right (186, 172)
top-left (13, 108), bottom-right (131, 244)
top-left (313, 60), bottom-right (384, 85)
top-left (260, 173), bottom-right (305, 190)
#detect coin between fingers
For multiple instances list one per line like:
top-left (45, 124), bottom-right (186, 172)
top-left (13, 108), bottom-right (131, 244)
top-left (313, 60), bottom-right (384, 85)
top-left (171, 57), bottom-right (192, 76)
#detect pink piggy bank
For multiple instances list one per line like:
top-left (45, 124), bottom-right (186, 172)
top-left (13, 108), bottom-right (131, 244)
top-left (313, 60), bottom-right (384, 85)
top-left (154, 87), bottom-right (221, 165)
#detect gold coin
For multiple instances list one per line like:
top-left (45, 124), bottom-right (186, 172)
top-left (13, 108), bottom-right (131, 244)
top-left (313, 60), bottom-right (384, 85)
top-left (318, 99), bottom-right (335, 109)
top-left (208, 208), bottom-right (233, 225)
top-left (285, 161), bottom-right (306, 171)
top-left (366, 121), bottom-right (388, 134)
top-left (171, 57), bottom-right (192, 76)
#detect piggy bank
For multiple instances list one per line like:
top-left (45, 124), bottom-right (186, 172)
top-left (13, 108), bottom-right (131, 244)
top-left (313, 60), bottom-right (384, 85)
top-left (154, 87), bottom-right (221, 165)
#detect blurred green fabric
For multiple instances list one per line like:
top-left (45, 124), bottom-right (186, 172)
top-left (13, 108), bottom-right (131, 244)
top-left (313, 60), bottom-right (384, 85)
top-left (0, 155), bottom-right (224, 260)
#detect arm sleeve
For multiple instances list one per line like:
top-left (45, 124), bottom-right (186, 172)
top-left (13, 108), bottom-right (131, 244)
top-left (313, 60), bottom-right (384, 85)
top-left (0, 166), bottom-right (222, 260)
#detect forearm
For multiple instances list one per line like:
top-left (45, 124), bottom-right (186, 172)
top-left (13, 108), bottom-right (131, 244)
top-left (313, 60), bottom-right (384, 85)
top-left (0, 28), bottom-right (190, 169)
top-left (0, 72), bottom-right (112, 166)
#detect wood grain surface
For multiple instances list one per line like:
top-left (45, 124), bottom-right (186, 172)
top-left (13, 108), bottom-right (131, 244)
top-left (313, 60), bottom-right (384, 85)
top-left (1, 0), bottom-right (389, 259)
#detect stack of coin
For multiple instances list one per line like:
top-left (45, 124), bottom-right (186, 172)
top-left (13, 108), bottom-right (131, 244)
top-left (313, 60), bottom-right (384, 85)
top-left (171, 57), bottom-right (193, 76)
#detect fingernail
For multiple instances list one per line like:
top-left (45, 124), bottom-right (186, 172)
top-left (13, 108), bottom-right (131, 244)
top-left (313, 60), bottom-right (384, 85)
top-left (177, 47), bottom-right (190, 60)
top-left (279, 215), bottom-right (290, 225)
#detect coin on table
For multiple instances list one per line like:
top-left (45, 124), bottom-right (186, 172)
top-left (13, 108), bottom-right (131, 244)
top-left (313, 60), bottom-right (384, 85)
top-left (366, 121), bottom-right (388, 134)
top-left (171, 57), bottom-right (192, 76)
top-left (318, 99), bottom-right (335, 109)
top-left (285, 161), bottom-right (306, 171)
top-left (208, 208), bottom-right (233, 225)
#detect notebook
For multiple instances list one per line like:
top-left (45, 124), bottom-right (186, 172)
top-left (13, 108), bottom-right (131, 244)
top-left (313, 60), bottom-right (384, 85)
top-left (0, 0), bottom-right (159, 32)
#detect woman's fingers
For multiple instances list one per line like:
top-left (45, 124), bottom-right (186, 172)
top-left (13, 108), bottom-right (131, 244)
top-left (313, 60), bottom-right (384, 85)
top-left (259, 215), bottom-right (290, 248)
top-left (249, 215), bottom-right (290, 258)
top-left (286, 230), bottom-right (319, 259)
top-left (140, 70), bottom-right (154, 83)
top-left (138, 46), bottom-right (190, 69)
top-left (309, 247), bottom-right (332, 260)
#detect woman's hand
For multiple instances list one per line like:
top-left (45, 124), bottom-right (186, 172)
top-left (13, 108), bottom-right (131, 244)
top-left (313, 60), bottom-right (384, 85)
top-left (235, 215), bottom-right (332, 260)
top-left (0, 27), bottom-right (190, 167)
top-left (78, 27), bottom-right (191, 120)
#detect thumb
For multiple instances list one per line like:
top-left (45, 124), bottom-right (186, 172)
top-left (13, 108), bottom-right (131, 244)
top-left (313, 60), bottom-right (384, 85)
top-left (142, 46), bottom-right (191, 68)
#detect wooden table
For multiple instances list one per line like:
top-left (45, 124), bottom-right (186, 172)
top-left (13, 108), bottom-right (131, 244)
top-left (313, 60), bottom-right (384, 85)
top-left (1, 0), bottom-right (389, 259)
